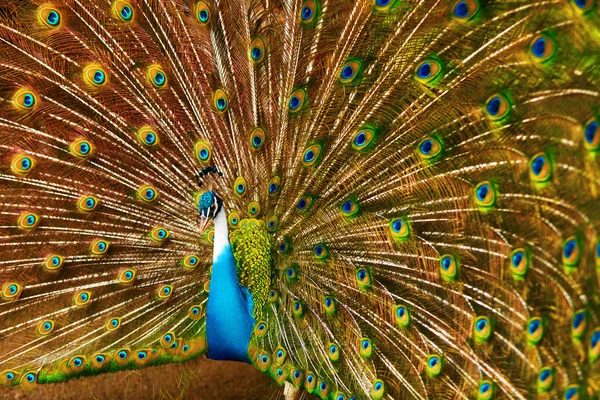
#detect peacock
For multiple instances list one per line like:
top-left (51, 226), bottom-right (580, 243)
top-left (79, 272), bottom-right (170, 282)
top-left (0, 0), bottom-right (599, 399)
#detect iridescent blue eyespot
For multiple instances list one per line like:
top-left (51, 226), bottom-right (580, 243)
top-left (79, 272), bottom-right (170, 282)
top-left (289, 96), bottom-right (301, 110)
top-left (25, 373), bottom-right (35, 383)
top-left (118, 351), bottom-right (127, 359)
top-left (47, 10), bottom-right (60, 26)
top-left (532, 38), bottom-right (546, 58)
top-left (301, 6), bottom-right (313, 20)
top-left (153, 72), bottom-right (166, 86)
top-left (417, 62), bottom-right (431, 79)
top-left (121, 6), bottom-right (133, 20)
top-left (6, 372), bottom-right (14, 381)
top-left (96, 355), bottom-right (105, 363)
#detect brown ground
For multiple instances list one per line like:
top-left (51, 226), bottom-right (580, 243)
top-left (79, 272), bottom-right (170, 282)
top-left (0, 358), bottom-right (277, 400)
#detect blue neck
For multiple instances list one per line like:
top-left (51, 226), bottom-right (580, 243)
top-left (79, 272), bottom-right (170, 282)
top-left (206, 211), bottom-right (255, 362)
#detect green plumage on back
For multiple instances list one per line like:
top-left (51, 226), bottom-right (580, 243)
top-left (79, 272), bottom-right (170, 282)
top-left (230, 218), bottom-right (274, 316)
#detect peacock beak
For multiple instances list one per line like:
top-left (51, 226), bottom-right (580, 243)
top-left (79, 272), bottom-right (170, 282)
top-left (199, 215), bottom-right (211, 234)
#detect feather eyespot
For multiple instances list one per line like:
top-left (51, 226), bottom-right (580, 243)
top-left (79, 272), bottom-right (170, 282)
top-left (17, 212), bottom-right (40, 231)
top-left (296, 195), bottom-right (313, 212)
top-left (182, 255), bottom-right (199, 270)
top-left (537, 367), bottom-right (555, 393)
top-left (292, 299), bottom-right (304, 317)
top-left (352, 127), bottom-right (376, 151)
top-left (529, 152), bottom-right (552, 183)
top-left (137, 184), bottom-right (158, 202)
top-left (113, 1), bottom-right (134, 22)
top-left (339, 59), bottom-right (362, 84)
top-left (115, 348), bottom-right (130, 365)
top-left (300, 0), bottom-right (319, 24)
top-left (90, 239), bottom-right (109, 256)
top-left (91, 353), bottom-right (109, 369)
top-left (250, 38), bottom-right (265, 63)
top-left (0, 370), bottom-right (19, 386)
top-left (69, 138), bottom-right (94, 158)
top-left (213, 89), bottom-right (228, 113)
top-left (370, 379), bottom-right (385, 400)
top-left (477, 381), bottom-right (495, 400)
top-left (440, 254), bottom-right (459, 282)
top-left (268, 289), bottom-right (279, 302)
top-left (149, 226), bottom-right (170, 244)
top-left (484, 93), bottom-right (511, 121)
top-left (1, 283), bottom-right (22, 301)
top-left (255, 352), bottom-right (271, 371)
top-left (318, 380), bottom-right (330, 397)
top-left (452, 0), bottom-right (479, 20)
top-left (267, 176), bottom-right (281, 196)
top-left (414, 58), bottom-right (443, 86)
top-left (583, 118), bottom-right (599, 151)
top-left (188, 305), bottom-right (203, 320)
top-left (106, 317), bottom-right (121, 331)
top-left (274, 347), bottom-right (287, 365)
top-left (147, 65), bottom-right (167, 88)
top-left (21, 372), bottom-right (37, 388)
top-left (417, 137), bottom-right (443, 160)
top-left (37, 5), bottom-right (62, 28)
top-left (589, 327), bottom-right (600, 362)
top-left (291, 369), bottom-right (304, 387)
top-left (249, 127), bottom-right (266, 150)
top-left (233, 176), bottom-right (247, 197)
top-left (426, 354), bottom-right (443, 377)
top-left (395, 304), bottom-right (410, 328)
top-left (247, 201), bottom-right (260, 217)
top-left (389, 217), bottom-right (410, 241)
top-left (160, 332), bottom-right (176, 348)
top-left (266, 215), bottom-right (279, 232)
top-left (192, 141), bottom-right (212, 164)
top-left (74, 290), bottom-right (91, 306)
top-left (530, 35), bottom-right (555, 63)
top-left (304, 372), bottom-right (316, 392)
top-left (68, 356), bottom-right (86, 372)
top-left (37, 319), bottom-right (54, 336)
top-left (509, 248), bottom-right (529, 279)
top-left (285, 264), bottom-right (299, 282)
top-left (356, 267), bottom-right (372, 289)
top-left (137, 126), bottom-right (159, 147)
top-left (83, 63), bottom-right (108, 87)
top-left (526, 317), bottom-right (545, 345)
top-left (288, 88), bottom-right (307, 112)
top-left (157, 284), bottom-right (173, 299)
top-left (118, 269), bottom-right (136, 284)
top-left (227, 212), bottom-right (240, 228)
top-left (572, 309), bottom-right (588, 339)
top-left (277, 238), bottom-right (291, 254)
top-left (323, 295), bottom-right (336, 314)
top-left (340, 199), bottom-right (359, 217)
top-left (327, 342), bottom-right (340, 362)
top-left (359, 337), bottom-right (373, 358)
top-left (374, 0), bottom-right (397, 11)
top-left (595, 238), bottom-right (600, 268)
top-left (313, 243), bottom-right (328, 260)
top-left (474, 181), bottom-right (496, 208)
top-left (302, 144), bottom-right (322, 166)
top-left (12, 88), bottom-right (38, 111)
top-left (77, 195), bottom-right (98, 212)
top-left (562, 235), bottom-right (581, 269)
top-left (11, 154), bottom-right (35, 176)
top-left (44, 254), bottom-right (64, 271)
top-left (253, 321), bottom-right (268, 336)
top-left (473, 316), bottom-right (492, 343)
top-left (573, 0), bottom-right (593, 12)
top-left (195, 2), bottom-right (210, 24)
top-left (564, 385), bottom-right (581, 400)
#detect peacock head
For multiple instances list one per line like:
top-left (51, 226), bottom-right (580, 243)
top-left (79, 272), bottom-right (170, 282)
top-left (198, 191), bottom-right (223, 233)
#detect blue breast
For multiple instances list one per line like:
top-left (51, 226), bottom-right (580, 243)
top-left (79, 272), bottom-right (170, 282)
top-left (206, 244), bottom-right (255, 362)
